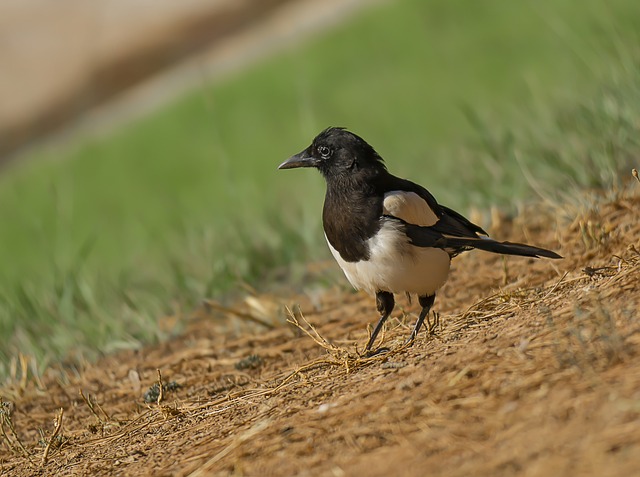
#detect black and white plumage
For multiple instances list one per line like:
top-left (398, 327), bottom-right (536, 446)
top-left (279, 127), bottom-right (561, 353)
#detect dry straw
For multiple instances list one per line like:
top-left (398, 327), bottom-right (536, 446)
top-left (1, 185), bottom-right (639, 475)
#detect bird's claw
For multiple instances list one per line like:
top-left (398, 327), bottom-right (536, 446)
top-left (363, 346), bottom-right (391, 358)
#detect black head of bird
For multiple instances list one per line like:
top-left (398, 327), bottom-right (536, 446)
top-left (278, 127), bottom-right (386, 179)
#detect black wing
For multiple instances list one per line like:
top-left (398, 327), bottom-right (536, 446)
top-left (380, 174), bottom-right (560, 259)
top-left (383, 175), bottom-right (488, 237)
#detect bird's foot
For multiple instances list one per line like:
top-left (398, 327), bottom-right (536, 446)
top-left (403, 335), bottom-right (417, 348)
top-left (362, 346), bottom-right (391, 358)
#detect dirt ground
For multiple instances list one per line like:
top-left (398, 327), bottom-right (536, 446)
top-left (1, 185), bottom-right (640, 476)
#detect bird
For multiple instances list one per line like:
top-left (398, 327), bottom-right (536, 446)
top-left (278, 127), bottom-right (562, 353)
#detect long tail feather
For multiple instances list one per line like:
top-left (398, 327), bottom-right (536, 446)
top-left (402, 220), bottom-right (562, 259)
top-left (443, 237), bottom-right (562, 259)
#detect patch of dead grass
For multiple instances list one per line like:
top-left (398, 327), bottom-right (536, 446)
top-left (1, 184), bottom-right (640, 476)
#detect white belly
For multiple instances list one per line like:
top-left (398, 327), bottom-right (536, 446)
top-left (325, 219), bottom-right (451, 296)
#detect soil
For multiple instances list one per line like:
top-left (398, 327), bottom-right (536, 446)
top-left (1, 187), bottom-right (640, 476)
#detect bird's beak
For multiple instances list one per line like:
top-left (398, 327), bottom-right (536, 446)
top-left (278, 149), bottom-right (318, 170)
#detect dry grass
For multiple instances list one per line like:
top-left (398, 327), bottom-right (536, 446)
top-left (1, 183), bottom-right (640, 476)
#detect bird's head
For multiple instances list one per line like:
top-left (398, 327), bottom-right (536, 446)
top-left (278, 127), bottom-right (386, 179)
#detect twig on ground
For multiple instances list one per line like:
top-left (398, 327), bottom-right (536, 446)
top-left (156, 369), bottom-right (165, 406)
top-left (153, 369), bottom-right (184, 420)
top-left (41, 408), bottom-right (64, 467)
top-left (1, 399), bottom-right (34, 466)
top-left (203, 299), bottom-right (275, 329)
top-left (186, 418), bottom-right (272, 476)
top-left (286, 306), bottom-right (343, 354)
top-left (79, 390), bottom-right (108, 424)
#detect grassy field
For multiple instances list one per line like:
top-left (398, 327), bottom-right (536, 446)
top-left (1, 0), bottom-right (639, 377)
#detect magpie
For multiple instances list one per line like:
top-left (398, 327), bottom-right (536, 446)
top-left (279, 127), bottom-right (562, 353)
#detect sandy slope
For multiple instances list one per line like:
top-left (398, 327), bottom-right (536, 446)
top-left (1, 186), bottom-right (639, 476)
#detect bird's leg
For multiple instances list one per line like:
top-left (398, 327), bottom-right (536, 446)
top-left (406, 294), bottom-right (436, 345)
top-left (365, 291), bottom-right (395, 353)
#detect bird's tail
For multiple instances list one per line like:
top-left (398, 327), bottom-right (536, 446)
top-left (444, 237), bottom-right (562, 259)
top-left (401, 220), bottom-right (562, 259)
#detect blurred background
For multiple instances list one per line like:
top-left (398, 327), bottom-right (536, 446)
top-left (1, 0), bottom-right (639, 376)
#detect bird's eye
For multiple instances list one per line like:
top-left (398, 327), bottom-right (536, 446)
top-left (318, 146), bottom-right (332, 158)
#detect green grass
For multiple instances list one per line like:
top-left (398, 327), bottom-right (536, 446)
top-left (1, 0), bottom-right (640, 378)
